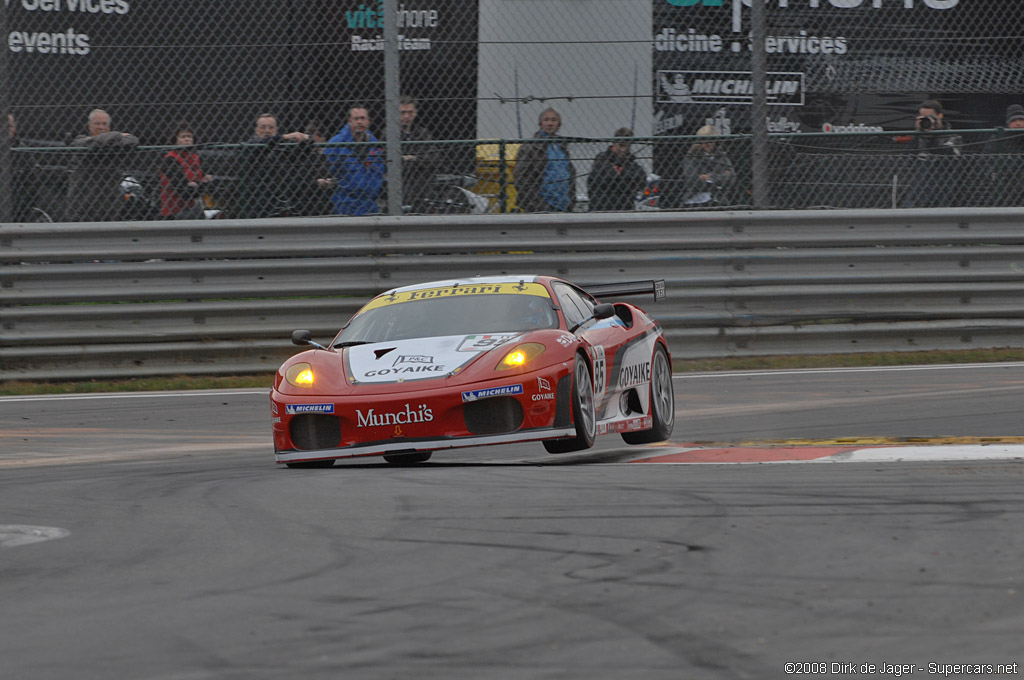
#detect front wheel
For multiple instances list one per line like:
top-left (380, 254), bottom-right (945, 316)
top-left (544, 354), bottom-right (597, 454)
top-left (622, 344), bottom-right (674, 444)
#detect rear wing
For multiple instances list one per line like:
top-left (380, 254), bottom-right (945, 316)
top-left (584, 279), bottom-right (666, 303)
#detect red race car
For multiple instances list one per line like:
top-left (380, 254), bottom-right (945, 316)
top-left (270, 275), bottom-right (674, 467)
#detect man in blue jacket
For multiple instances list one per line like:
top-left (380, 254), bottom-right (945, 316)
top-left (325, 106), bottom-right (385, 215)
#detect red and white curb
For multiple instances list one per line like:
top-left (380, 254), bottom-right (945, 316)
top-left (630, 443), bottom-right (1024, 464)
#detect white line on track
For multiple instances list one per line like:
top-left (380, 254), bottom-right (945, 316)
top-left (827, 445), bottom-right (1024, 463)
top-left (674, 362), bottom-right (1024, 380)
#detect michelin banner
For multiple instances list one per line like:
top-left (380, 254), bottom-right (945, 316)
top-left (652, 0), bottom-right (1017, 139)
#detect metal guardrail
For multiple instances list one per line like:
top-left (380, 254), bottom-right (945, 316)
top-left (3, 208), bottom-right (1024, 380)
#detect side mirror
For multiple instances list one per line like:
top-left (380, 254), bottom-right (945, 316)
top-left (291, 329), bottom-right (314, 346)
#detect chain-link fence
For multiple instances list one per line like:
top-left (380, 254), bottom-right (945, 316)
top-left (3, 0), bottom-right (1022, 221)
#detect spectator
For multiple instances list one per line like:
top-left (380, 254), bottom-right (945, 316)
top-left (902, 99), bottom-right (962, 208)
top-left (158, 123), bottom-right (209, 220)
top-left (324, 105), bottom-right (385, 216)
top-left (514, 107), bottom-right (576, 212)
top-left (304, 119), bottom-right (329, 144)
top-left (587, 127), bottom-right (646, 212)
top-left (66, 109), bottom-right (139, 222)
top-left (679, 125), bottom-right (734, 207)
top-left (241, 113), bottom-right (324, 217)
top-left (383, 96), bottom-right (438, 211)
top-left (1006, 104), bottom-right (1024, 131)
top-left (303, 119), bottom-right (338, 214)
top-left (986, 104), bottom-right (1024, 206)
top-left (248, 113), bottom-right (310, 145)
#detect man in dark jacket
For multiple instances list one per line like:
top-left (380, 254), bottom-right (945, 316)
top-left (986, 104), bottom-right (1024, 206)
top-left (66, 109), bottom-right (139, 222)
top-left (383, 96), bottom-right (438, 211)
top-left (587, 127), bottom-right (646, 212)
top-left (240, 113), bottom-right (325, 218)
top-left (513, 107), bottom-right (576, 212)
top-left (902, 99), bottom-right (962, 208)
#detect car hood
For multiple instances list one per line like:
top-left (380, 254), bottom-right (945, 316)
top-left (345, 333), bottom-right (523, 385)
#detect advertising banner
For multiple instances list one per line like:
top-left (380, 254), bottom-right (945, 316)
top-left (6, 0), bottom-right (478, 145)
top-left (652, 0), bottom-right (1023, 139)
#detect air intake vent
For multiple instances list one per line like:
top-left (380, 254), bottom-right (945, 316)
top-left (289, 414), bottom-right (342, 450)
top-left (463, 397), bottom-right (524, 435)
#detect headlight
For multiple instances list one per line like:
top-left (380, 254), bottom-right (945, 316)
top-left (285, 362), bottom-right (315, 387)
top-left (496, 343), bottom-right (545, 370)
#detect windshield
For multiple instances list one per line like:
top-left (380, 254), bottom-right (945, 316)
top-left (335, 293), bottom-right (558, 344)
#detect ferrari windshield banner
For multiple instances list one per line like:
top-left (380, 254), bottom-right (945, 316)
top-left (364, 283), bottom-right (551, 311)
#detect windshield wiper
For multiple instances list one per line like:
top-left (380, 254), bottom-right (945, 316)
top-left (331, 340), bottom-right (374, 348)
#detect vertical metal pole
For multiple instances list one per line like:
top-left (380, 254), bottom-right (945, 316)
top-left (514, 66), bottom-right (522, 139)
top-left (498, 140), bottom-right (508, 213)
top-left (750, 0), bottom-right (769, 209)
top-left (382, 0), bottom-right (403, 216)
top-left (630, 63), bottom-right (638, 133)
top-left (0, 2), bottom-right (11, 223)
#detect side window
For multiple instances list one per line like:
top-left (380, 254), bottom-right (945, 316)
top-left (552, 283), bottom-right (590, 329)
top-left (552, 283), bottom-right (583, 329)
top-left (573, 287), bottom-right (598, 315)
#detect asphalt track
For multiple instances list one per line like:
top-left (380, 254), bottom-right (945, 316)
top-left (1, 364), bottom-right (1023, 679)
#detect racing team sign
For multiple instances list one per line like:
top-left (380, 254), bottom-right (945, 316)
top-left (5, 0), bottom-right (478, 145)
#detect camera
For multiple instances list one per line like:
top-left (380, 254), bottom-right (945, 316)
top-left (917, 114), bottom-right (939, 131)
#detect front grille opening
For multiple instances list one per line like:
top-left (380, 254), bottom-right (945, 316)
top-left (463, 396), bottom-right (524, 435)
top-left (289, 414), bottom-right (342, 450)
top-left (553, 374), bottom-right (572, 427)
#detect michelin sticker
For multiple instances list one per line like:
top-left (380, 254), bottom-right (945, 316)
top-left (462, 384), bottom-right (524, 402)
top-left (286, 403), bottom-right (335, 414)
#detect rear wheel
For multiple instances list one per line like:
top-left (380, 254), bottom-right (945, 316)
top-left (622, 344), bottom-right (674, 444)
top-left (544, 354), bottom-right (597, 453)
top-left (383, 451), bottom-right (433, 466)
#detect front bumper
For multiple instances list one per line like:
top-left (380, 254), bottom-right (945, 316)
top-left (271, 365), bottom-right (573, 464)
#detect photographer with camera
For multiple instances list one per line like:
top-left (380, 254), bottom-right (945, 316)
top-left (902, 99), bottom-right (962, 208)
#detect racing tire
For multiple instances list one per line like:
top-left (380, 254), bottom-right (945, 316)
top-left (285, 460), bottom-right (336, 469)
top-left (543, 354), bottom-right (597, 454)
top-left (383, 451), bottom-right (433, 465)
top-left (622, 344), bottom-right (675, 445)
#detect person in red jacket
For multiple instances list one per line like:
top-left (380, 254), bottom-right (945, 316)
top-left (159, 123), bottom-right (209, 219)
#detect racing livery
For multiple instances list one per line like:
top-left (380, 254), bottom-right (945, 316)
top-left (270, 275), bottom-right (674, 467)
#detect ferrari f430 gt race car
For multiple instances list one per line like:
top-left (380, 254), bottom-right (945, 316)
top-left (270, 275), bottom-right (674, 467)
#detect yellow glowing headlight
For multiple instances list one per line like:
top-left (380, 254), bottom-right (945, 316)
top-left (285, 362), bottom-right (315, 387)
top-left (496, 343), bottom-right (545, 370)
